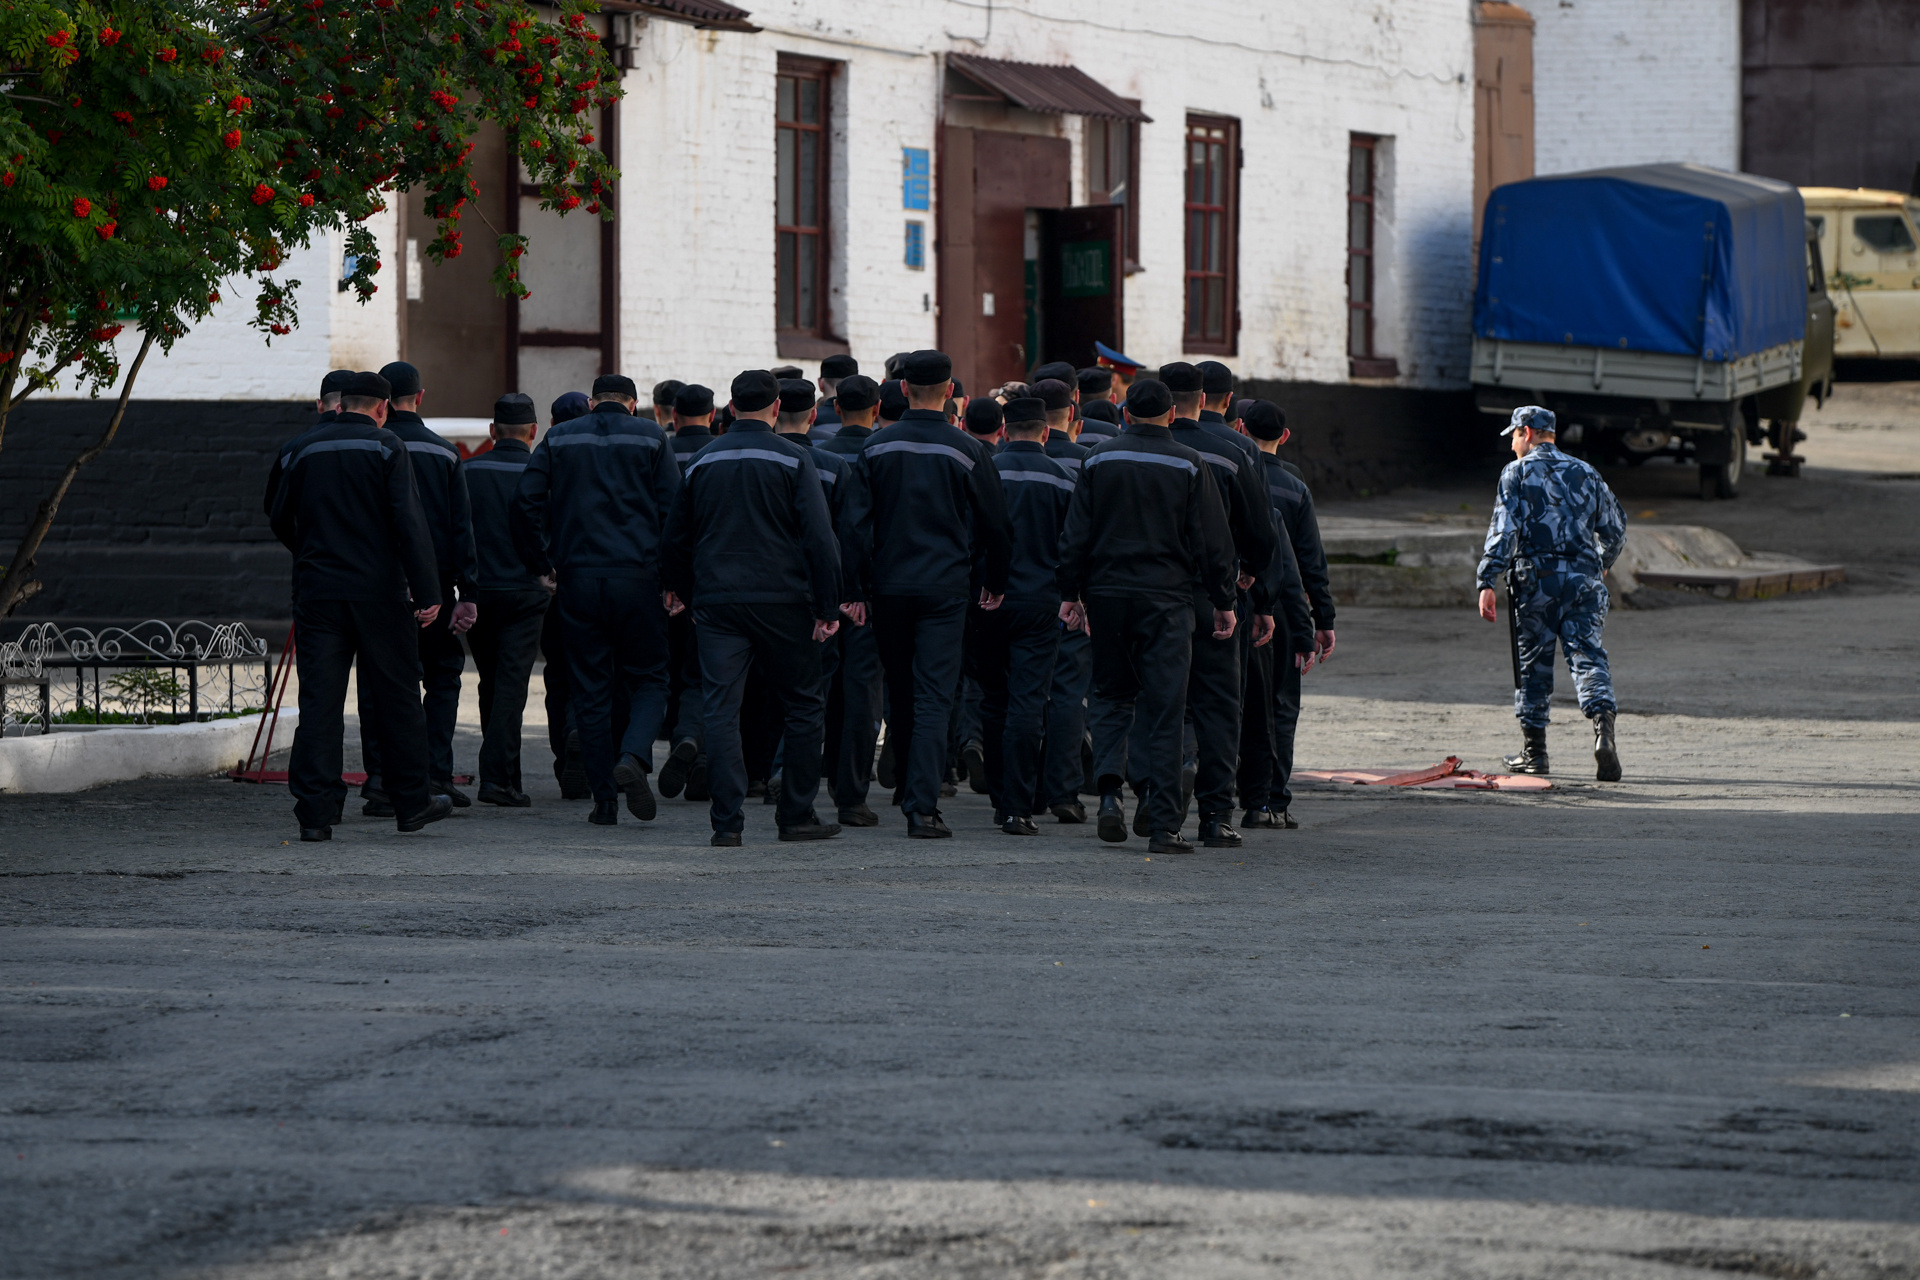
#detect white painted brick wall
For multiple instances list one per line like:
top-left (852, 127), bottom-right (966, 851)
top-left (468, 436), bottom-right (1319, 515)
top-left (1533, 0), bottom-right (1740, 177)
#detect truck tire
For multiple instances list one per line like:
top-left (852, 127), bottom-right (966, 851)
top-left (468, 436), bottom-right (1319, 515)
top-left (1698, 428), bottom-right (1745, 500)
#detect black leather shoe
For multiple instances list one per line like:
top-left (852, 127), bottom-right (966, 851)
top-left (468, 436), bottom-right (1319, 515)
top-left (1592, 709), bottom-right (1622, 782)
top-left (1148, 829), bottom-right (1195, 855)
top-left (1199, 816), bottom-right (1243, 848)
top-left (763, 777), bottom-right (782, 807)
top-left (559, 731), bottom-right (590, 799)
top-left (962, 739), bottom-right (989, 793)
top-left (747, 779), bottom-right (767, 799)
top-left (589, 799), bottom-right (619, 826)
top-left (1504, 725), bottom-right (1550, 776)
top-left (780, 818), bottom-right (841, 842)
top-left (1096, 792), bottom-right (1127, 843)
top-left (300, 825), bottom-right (332, 842)
top-left (1242, 806), bottom-right (1283, 829)
top-left (614, 753), bottom-right (656, 820)
top-left (683, 755), bottom-right (710, 801)
top-left (939, 780), bottom-right (958, 797)
top-left (1050, 800), bottom-right (1087, 824)
top-left (361, 788), bottom-right (395, 819)
top-left (657, 740), bottom-right (698, 798)
top-left (478, 783), bottom-right (531, 808)
top-left (1001, 815), bottom-right (1039, 836)
top-left (907, 811), bottom-right (952, 839)
top-left (433, 781), bottom-right (471, 808)
top-left (711, 830), bottom-right (742, 847)
top-left (838, 803), bottom-right (880, 827)
top-left (396, 794), bottom-right (454, 833)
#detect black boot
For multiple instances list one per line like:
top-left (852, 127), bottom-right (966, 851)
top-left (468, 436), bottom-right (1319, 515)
top-left (1592, 709), bottom-right (1622, 782)
top-left (1096, 791), bottom-right (1127, 843)
top-left (588, 798), bottom-right (619, 826)
top-left (1504, 725), bottom-right (1549, 776)
top-left (1198, 815), bottom-right (1243, 848)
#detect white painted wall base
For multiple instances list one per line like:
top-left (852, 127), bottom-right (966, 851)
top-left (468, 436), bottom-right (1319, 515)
top-left (0, 711), bottom-right (297, 794)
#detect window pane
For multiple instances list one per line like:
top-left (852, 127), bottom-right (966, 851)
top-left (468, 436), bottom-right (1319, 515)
top-left (1188, 211), bottom-right (1207, 270)
top-left (777, 129), bottom-right (796, 225)
top-left (1205, 277), bottom-right (1225, 340)
top-left (777, 75), bottom-right (795, 124)
top-left (798, 233), bottom-right (818, 331)
top-left (800, 76), bottom-right (821, 125)
top-left (1349, 254), bottom-right (1369, 304)
top-left (777, 231), bottom-right (795, 328)
top-left (1208, 212), bottom-right (1223, 272)
top-left (1350, 144), bottom-right (1370, 197)
top-left (799, 132), bottom-right (819, 226)
top-left (1208, 143), bottom-right (1226, 205)
top-left (1350, 305), bottom-right (1370, 357)
top-left (1088, 120), bottom-right (1108, 194)
top-left (1112, 125), bottom-right (1131, 203)
top-left (1349, 200), bottom-right (1370, 252)
top-left (1188, 141), bottom-right (1205, 201)
top-left (1854, 214), bottom-right (1917, 254)
top-left (1187, 277), bottom-right (1204, 338)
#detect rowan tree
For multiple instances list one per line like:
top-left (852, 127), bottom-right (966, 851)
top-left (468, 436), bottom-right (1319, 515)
top-left (0, 0), bottom-right (620, 615)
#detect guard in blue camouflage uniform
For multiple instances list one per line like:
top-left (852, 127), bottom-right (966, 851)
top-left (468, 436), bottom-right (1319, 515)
top-left (1476, 406), bottom-right (1627, 781)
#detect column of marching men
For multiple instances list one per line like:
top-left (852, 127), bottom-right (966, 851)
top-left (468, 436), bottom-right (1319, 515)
top-left (267, 348), bottom-right (1336, 852)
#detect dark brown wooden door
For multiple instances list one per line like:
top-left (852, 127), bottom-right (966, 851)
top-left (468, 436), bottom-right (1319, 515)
top-left (938, 126), bottom-right (1069, 393)
top-left (1039, 204), bottom-right (1124, 373)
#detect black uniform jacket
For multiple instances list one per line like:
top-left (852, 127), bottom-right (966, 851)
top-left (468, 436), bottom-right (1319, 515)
top-left (1197, 409), bottom-right (1261, 465)
top-left (261, 410), bottom-right (337, 517)
top-left (1262, 453), bottom-right (1336, 632)
top-left (845, 408), bottom-right (1012, 601)
top-left (461, 438), bottom-right (542, 593)
top-left (819, 422), bottom-right (872, 458)
top-left (1057, 423), bottom-right (1235, 610)
top-left (1169, 417), bottom-right (1283, 609)
top-left (269, 412), bottom-right (438, 605)
top-left (384, 409), bottom-right (475, 597)
top-left (809, 397), bottom-right (841, 441)
top-left (513, 406), bottom-right (679, 580)
top-left (992, 441), bottom-right (1075, 608)
top-left (661, 421), bottom-right (842, 620)
top-left (670, 423), bottom-right (715, 469)
top-left (1043, 429), bottom-right (1091, 480)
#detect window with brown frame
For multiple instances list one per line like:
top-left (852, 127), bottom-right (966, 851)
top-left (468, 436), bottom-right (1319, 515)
top-left (1347, 133), bottom-right (1397, 378)
top-left (1087, 110), bottom-right (1141, 271)
top-left (1183, 114), bottom-right (1238, 353)
top-left (776, 56), bottom-right (832, 342)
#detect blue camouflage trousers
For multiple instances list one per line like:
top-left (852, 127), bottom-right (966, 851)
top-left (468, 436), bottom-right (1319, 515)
top-left (1513, 571), bottom-right (1614, 727)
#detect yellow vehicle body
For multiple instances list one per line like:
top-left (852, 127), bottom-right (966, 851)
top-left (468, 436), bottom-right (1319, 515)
top-left (1802, 187), bottom-right (1920, 359)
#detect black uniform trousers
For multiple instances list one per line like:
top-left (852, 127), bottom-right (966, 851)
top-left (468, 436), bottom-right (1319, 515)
top-left (467, 587), bottom-right (549, 793)
top-left (664, 610), bottom-right (705, 752)
top-left (872, 594), bottom-right (969, 817)
top-left (1085, 594), bottom-right (1191, 836)
top-left (1184, 591), bottom-right (1244, 819)
top-left (540, 601), bottom-right (573, 777)
top-left (1269, 652), bottom-right (1303, 812)
top-left (1040, 626), bottom-right (1091, 807)
top-left (824, 619), bottom-right (883, 811)
top-left (559, 574), bottom-right (670, 802)
top-left (695, 603), bottom-right (825, 834)
top-left (963, 602), bottom-right (1061, 819)
top-left (290, 597), bottom-right (431, 828)
top-left (360, 589), bottom-right (465, 790)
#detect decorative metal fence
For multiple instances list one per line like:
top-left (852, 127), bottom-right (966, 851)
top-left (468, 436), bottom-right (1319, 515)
top-left (1, 621), bottom-right (272, 736)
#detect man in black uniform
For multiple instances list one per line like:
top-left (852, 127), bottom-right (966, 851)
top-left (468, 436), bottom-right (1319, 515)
top-left (460, 393), bottom-right (549, 807)
top-left (1079, 398), bottom-right (1122, 441)
top-left (816, 374), bottom-right (885, 825)
top-left (1031, 378), bottom-right (1095, 822)
top-left (843, 349), bottom-right (1012, 838)
top-left (262, 369), bottom-right (356, 517)
top-left (1239, 401), bottom-right (1336, 829)
top-left (659, 383), bottom-right (717, 801)
top-left (359, 361), bottom-right (477, 813)
top-left (514, 374), bottom-right (680, 826)
top-left (269, 371), bottom-right (452, 839)
top-left (964, 396), bottom-right (1074, 834)
top-left (1057, 378), bottom-right (1234, 855)
top-left (649, 379), bottom-right (684, 428)
top-left (540, 391), bottom-right (592, 798)
top-left (811, 353), bottom-right (858, 441)
top-left (662, 369), bottom-right (844, 846)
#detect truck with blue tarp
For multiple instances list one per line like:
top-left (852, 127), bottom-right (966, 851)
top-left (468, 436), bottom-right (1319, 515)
top-left (1471, 163), bottom-right (1833, 498)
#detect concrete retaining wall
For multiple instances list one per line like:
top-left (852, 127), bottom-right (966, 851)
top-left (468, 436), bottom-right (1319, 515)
top-left (0, 710), bottom-right (295, 794)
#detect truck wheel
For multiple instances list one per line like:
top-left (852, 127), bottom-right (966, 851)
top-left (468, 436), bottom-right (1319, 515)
top-left (1698, 429), bottom-right (1745, 500)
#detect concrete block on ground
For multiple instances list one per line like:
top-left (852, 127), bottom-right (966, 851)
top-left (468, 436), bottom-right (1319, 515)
top-left (0, 710), bottom-right (296, 794)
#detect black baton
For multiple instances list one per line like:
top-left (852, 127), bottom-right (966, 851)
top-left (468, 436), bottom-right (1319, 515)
top-left (1505, 564), bottom-right (1523, 689)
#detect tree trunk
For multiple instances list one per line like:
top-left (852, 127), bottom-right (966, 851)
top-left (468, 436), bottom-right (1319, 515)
top-left (0, 331), bottom-right (155, 618)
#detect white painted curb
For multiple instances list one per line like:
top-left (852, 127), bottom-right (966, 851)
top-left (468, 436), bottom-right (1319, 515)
top-left (0, 711), bottom-right (298, 794)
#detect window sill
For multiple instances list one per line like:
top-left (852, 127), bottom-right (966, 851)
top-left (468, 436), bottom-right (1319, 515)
top-left (777, 333), bottom-right (851, 360)
top-left (1350, 356), bottom-right (1400, 380)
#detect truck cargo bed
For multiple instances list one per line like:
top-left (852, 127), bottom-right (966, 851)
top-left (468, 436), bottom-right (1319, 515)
top-left (1471, 336), bottom-right (1803, 405)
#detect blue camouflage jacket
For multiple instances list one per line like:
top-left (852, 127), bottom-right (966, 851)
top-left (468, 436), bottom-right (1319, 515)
top-left (1476, 443), bottom-right (1628, 589)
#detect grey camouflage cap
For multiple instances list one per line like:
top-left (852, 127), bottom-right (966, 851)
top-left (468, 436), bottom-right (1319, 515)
top-left (1502, 404), bottom-right (1555, 436)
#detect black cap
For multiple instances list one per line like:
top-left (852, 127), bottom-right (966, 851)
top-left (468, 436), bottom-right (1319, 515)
top-left (1243, 400), bottom-right (1288, 441)
top-left (877, 380), bottom-right (909, 421)
top-left (319, 368), bottom-right (356, 398)
top-left (1197, 360), bottom-right (1234, 395)
top-left (883, 352), bottom-right (911, 380)
top-left (769, 365), bottom-right (802, 380)
top-left (652, 379), bottom-right (685, 407)
top-left (901, 349), bottom-right (953, 385)
top-left (343, 370), bottom-right (392, 401)
top-left (731, 369), bottom-right (780, 412)
top-left (1229, 397), bottom-right (1254, 425)
top-left (493, 392), bottom-right (537, 426)
top-left (1076, 367), bottom-right (1111, 396)
top-left (1002, 396), bottom-right (1046, 427)
top-left (1080, 399), bottom-right (1121, 424)
top-left (1032, 378), bottom-right (1074, 412)
top-left (1158, 362), bottom-right (1202, 395)
top-left (551, 391), bottom-right (590, 425)
top-left (778, 378), bottom-right (816, 413)
top-left (674, 384), bottom-right (715, 417)
top-left (963, 399), bottom-right (1004, 436)
top-left (1031, 361), bottom-right (1075, 384)
top-left (378, 360), bottom-right (422, 399)
top-left (834, 374), bottom-right (878, 411)
top-left (1124, 378), bottom-right (1173, 418)
top-left (592, 374), bottom-right (638, 401)
top-left (950, 376), bottom-right (965, 399)
top-left (820, 354), bottom-right (859, 379)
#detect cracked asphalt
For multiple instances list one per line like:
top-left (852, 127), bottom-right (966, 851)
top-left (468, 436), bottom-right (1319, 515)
top-left (3, 447), bottom-right (1918, 1278)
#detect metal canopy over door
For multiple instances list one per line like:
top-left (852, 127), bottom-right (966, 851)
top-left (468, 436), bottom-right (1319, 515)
top-left (1037, 204), bottom-right (1124, 373)
top-left (938, 125), bottom-right (1069, 392)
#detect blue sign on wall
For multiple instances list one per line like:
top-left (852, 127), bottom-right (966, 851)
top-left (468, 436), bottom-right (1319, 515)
top-left (904, 221), bottom-right (926, 270)
top-left (902, 147), bottom-right (930, 211)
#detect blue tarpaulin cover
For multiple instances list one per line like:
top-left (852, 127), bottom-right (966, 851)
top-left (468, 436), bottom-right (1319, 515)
top-left (1473, 163), bottom-right (1806, 362)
